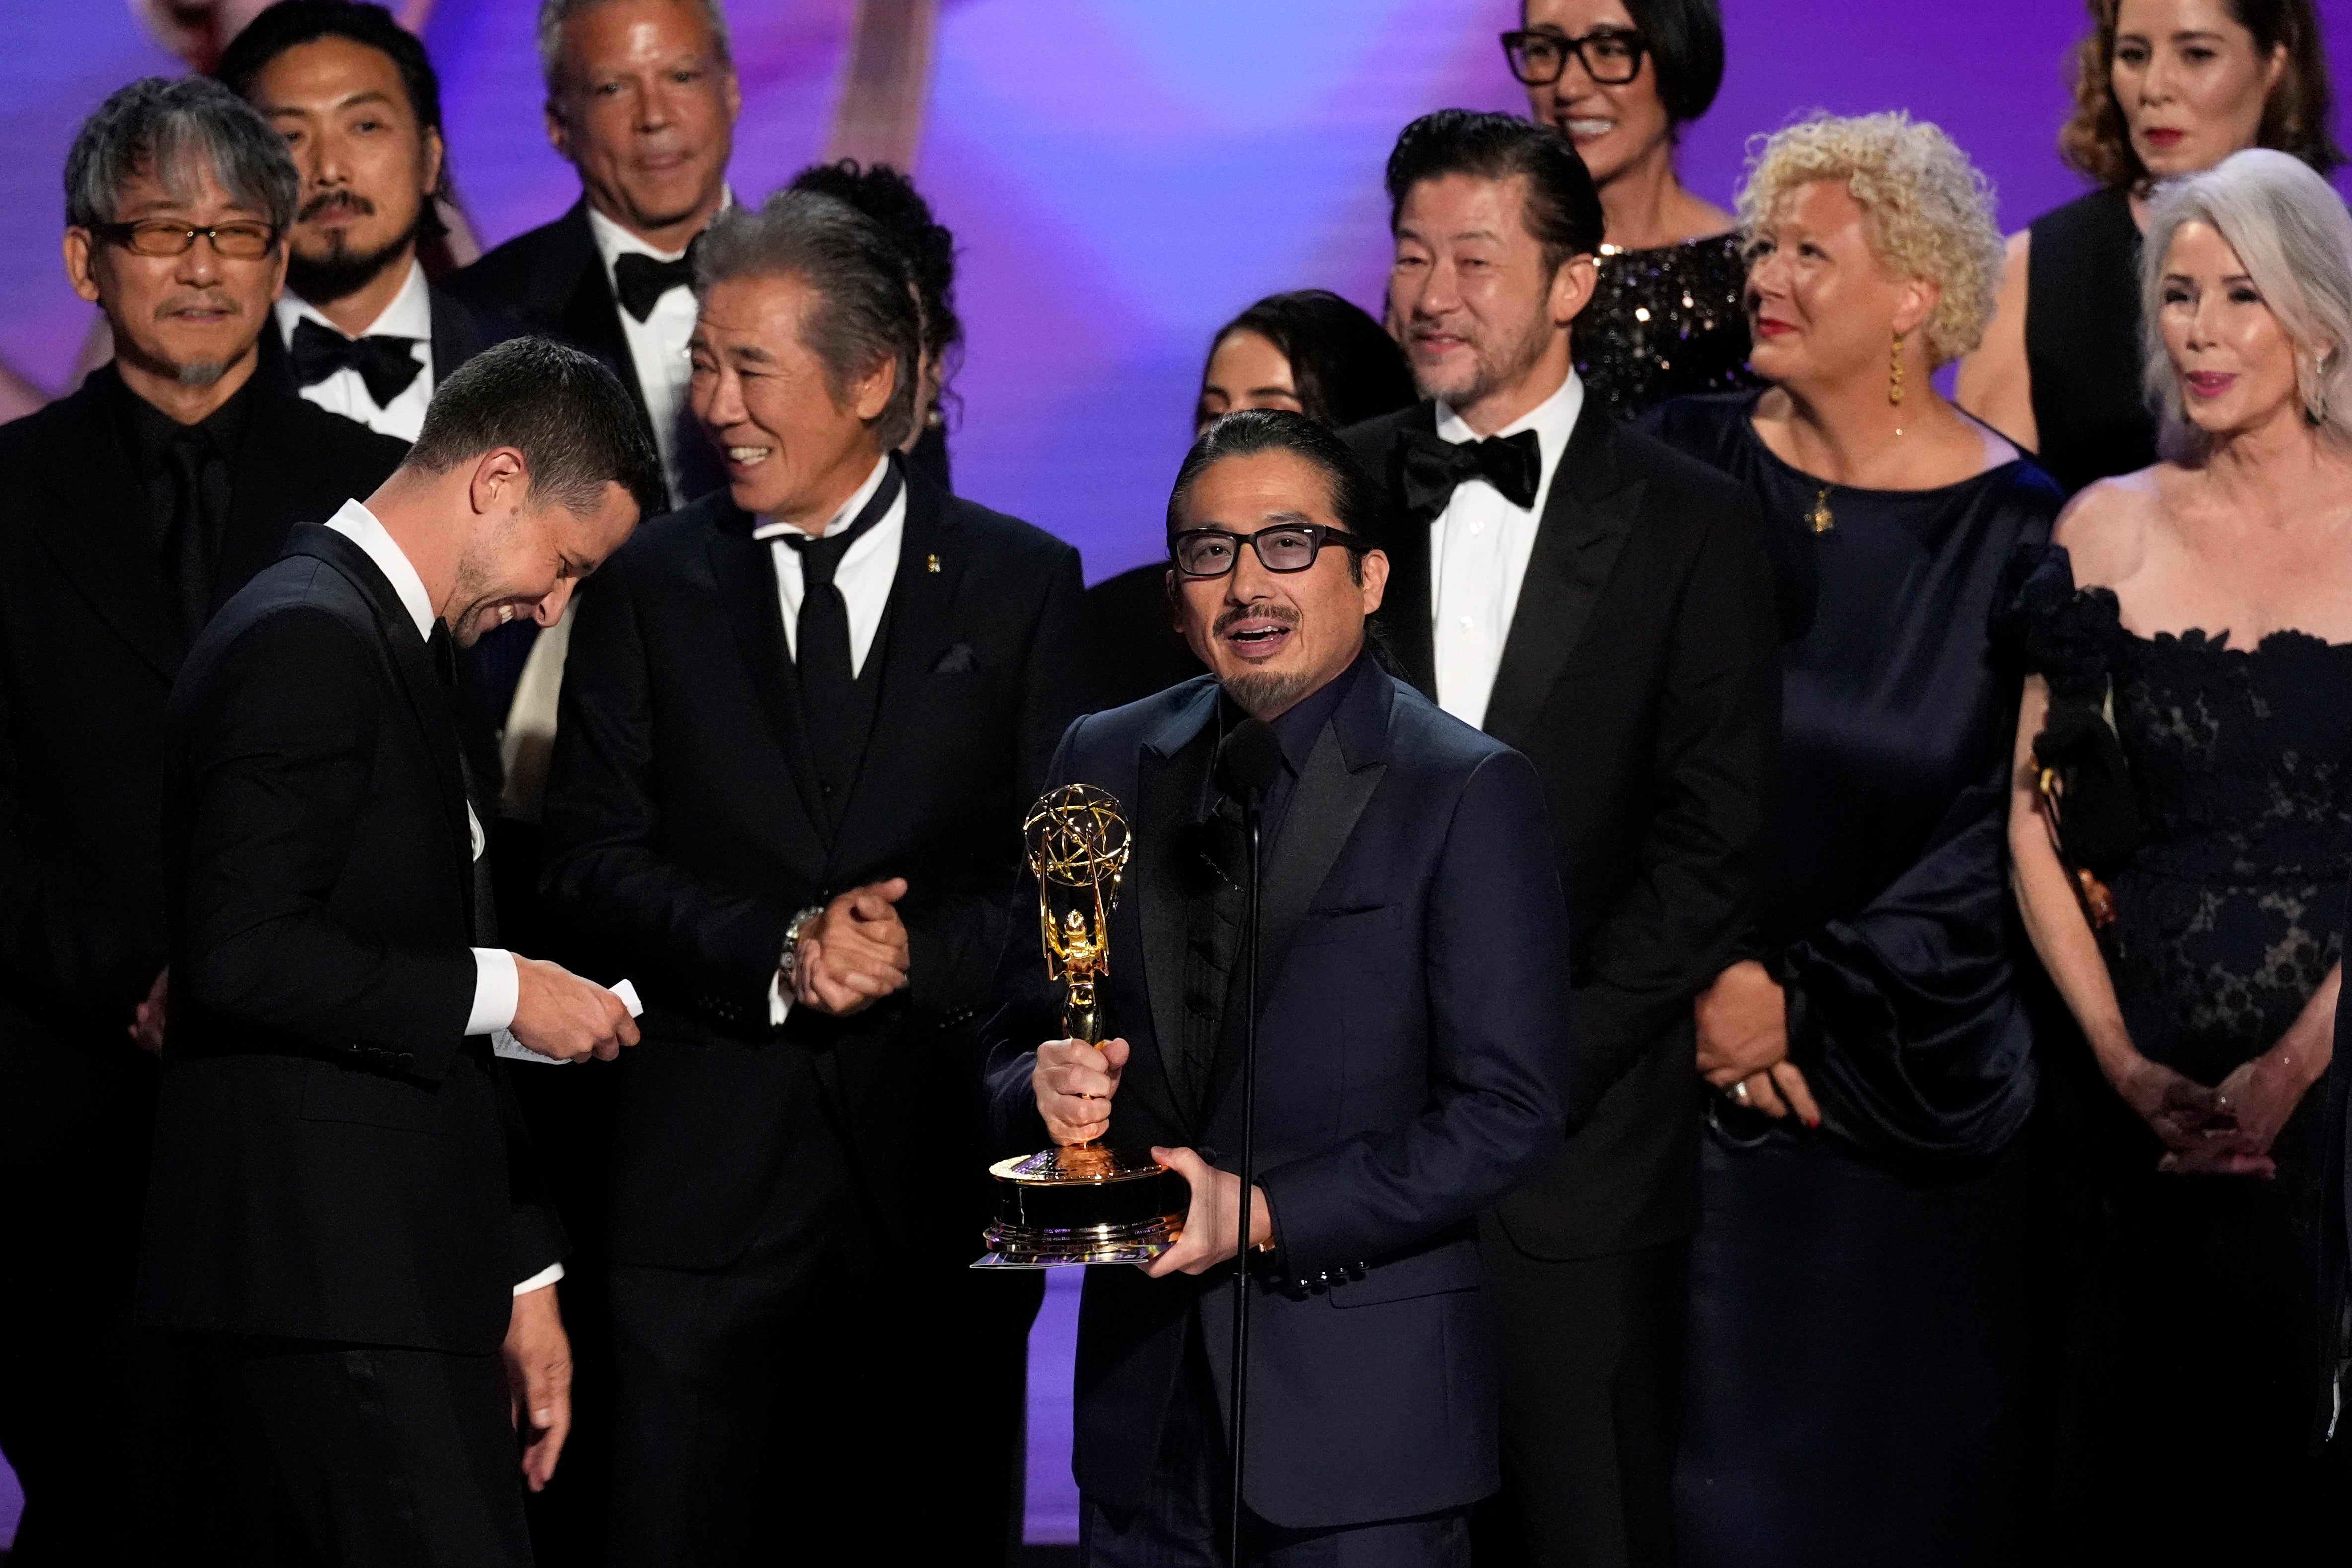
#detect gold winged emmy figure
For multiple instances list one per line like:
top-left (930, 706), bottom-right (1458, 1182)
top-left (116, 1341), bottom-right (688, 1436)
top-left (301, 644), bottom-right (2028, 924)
top-left (977, 784), bottom-right (1187, 1265)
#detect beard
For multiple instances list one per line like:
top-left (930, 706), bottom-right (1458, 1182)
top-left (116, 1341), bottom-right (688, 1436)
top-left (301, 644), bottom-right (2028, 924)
top-left (1411, 309), bottom-right (1557, 410)
top-left (287, 195), bottom-right (425, 306)
top-left (175, 359), bottom-right (229, 388)
top-left (1218, 666), bottom-right (1317, 717)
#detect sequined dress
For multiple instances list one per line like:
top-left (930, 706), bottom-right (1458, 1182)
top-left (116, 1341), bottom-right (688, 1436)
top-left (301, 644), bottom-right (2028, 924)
top-left (1575, 233), bottom-right (1759, 422)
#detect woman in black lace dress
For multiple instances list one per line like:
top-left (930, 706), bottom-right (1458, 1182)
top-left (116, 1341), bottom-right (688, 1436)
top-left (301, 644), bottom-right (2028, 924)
top-left (2008, 149), bottom-right (2352, 1563)
top-left (1502, 0), bottom-right (1755, 418)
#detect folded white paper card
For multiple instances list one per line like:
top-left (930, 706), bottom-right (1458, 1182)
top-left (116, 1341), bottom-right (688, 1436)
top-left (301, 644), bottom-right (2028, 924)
top-left (492, 979), bottom-right (644, 1064)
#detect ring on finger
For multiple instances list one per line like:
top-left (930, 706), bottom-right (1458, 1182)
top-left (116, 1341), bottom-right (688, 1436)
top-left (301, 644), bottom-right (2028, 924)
top-left (1731, 1080), bottom-right (1751, 1106)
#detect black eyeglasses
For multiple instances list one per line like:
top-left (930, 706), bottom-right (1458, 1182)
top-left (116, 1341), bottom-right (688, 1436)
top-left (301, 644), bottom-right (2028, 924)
top-left (1171, 523), bottom-right (1369, 580)
top-left (87, 219), bottom-right (280, 260)
top-left (1500, 27), bottom-right (1648, 87)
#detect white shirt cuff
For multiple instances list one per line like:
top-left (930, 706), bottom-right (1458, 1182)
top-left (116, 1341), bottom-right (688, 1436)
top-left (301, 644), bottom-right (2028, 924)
top-left (768, 963), bottom-right (793, 1028)
top-left (469, 949), bottom-right (519, 1036)
top-left (513, 1263), bottom-right (563, 1296)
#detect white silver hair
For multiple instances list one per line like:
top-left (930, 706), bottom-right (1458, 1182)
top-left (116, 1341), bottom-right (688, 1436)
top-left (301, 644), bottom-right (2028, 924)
top-left (536, 0), bottom-right (734, 92)
top-left (2141, 147), bottom-right (2352, 454)
top-left (64, 75), bottom-right (296, 232)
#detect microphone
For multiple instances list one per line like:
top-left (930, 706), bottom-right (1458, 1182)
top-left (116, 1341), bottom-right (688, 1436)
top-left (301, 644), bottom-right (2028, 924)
top-left (1215, 717), bottom-right (1283, 806)
top-left (1213, 714), bottom-right (1281, 1563)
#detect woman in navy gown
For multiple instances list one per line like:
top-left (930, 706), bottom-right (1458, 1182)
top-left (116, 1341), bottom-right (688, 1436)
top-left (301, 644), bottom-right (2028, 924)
top-left (2007, 149), bottom-right (2352, 1565)
top-left (1642, 113), bottom-right (2059, 1565)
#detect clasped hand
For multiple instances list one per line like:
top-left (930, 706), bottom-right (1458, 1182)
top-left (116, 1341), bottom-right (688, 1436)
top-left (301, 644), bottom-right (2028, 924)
top-left (1694, 959), bottom-right (1820, 1127)
top-left (794, 878), bottom-right (911, 1016)
top-left (2113, 1046), bottom-right (2307, 1179)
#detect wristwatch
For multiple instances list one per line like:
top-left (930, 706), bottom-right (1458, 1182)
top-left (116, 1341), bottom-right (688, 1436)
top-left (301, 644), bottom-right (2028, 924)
top-left (779, 904), bottom-right (826, 988)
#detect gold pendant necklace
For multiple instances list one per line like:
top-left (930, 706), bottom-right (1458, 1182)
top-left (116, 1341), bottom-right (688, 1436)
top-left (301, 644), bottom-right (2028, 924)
top-left (1808, 486), bottom-right (1835, 533)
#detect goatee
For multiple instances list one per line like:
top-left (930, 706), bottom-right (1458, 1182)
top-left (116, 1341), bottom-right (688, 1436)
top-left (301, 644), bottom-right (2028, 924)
top-left (288, 208), bottom-right (424, 307)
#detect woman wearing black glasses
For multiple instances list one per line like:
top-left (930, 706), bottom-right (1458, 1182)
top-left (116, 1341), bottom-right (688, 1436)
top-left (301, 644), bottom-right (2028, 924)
top-left (1503, 0), bottom-right (1756, 420)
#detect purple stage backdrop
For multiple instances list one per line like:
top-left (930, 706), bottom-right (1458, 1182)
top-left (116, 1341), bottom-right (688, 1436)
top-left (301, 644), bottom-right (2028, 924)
top-left (7, 0), bottom-right (2352, 1547)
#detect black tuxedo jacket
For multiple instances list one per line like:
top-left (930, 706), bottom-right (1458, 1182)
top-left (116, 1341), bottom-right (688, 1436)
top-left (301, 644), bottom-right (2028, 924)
top-left (538, 466), bottom-right (1090, 1269)
top-left (449, 200), bottom-right (720, 506)
top-left (981, 670), bottom-right (1572, 1528)
top-left (1344, 399), bottom-right (1780, 1258)
top-left (0, 368), bottom-right (405, 1175)
top-left (138, 526), bottom-right (562, 1354)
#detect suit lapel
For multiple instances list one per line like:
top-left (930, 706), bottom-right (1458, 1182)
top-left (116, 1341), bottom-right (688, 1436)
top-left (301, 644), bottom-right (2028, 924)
top-left (1479, 405), bottom-right (1646, 748)
top-left (1200, 670), bottom-right (1391, 1124)
top-left (285, 526), bottom-right (474, 904)
top-left (1372, 403), bottom-right (1441, 696)
top-left (1133, 686), bottom-right (1218, 1124)
top-left (31, 374), bottom-right (184, 681)
top-left (427, 283), bottom-right (494, 382)
top-left (824, 466), bottom-right (958, 881)
top-left (538, 202), bottom-right (648, 434)
top-left (706, 505), bottom-right (829, 843)
top-left (216, 388), bottom-right (331, 612)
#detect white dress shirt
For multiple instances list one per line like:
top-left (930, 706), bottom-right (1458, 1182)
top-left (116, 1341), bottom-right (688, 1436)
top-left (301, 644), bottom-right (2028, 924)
top-left (1427, 370), bottom-right (1586, 730)
top-left (751, 454), bottom-right (906, 1024)
top-left (277, 259), bottom-right (436, 441)
top-left (586, 192), bottom-right (730, 502)
top-left (321, 501), bottom-right (555, 1295)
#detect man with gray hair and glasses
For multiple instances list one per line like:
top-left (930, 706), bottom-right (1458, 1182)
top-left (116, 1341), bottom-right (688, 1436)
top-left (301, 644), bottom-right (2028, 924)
top-left (539, 187), bottom-right (1089, 1565)
top-left (0, 75), bottom-right (405, 1560)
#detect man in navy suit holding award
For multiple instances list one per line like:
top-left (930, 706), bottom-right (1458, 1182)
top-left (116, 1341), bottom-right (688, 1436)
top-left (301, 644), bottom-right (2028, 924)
top-left (985, 410), bottom-right (1574, 1566)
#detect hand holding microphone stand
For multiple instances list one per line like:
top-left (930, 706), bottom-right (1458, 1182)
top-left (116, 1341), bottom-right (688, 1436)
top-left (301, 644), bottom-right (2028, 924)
top-left (1213, 718), bottom-right (1283, 1567)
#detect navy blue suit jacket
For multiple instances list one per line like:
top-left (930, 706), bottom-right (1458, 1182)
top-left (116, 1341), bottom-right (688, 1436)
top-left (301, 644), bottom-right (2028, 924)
top-left (984, 663), bottom-right (1574, 1529)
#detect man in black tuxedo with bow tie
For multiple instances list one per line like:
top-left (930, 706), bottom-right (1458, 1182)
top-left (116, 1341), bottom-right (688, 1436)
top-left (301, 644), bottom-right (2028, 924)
top-left (0, 76), bottom-right (410, 1560)
top-left (217, 0), bottom-right (512, 444)
top-left (539, 188), bottom-right (1086, 1565)
top-left (449, 0), bottom-right (739, 511)
top-left (1343, 112), bottom-right (1780, 1568)
top-left (141, 335), bottom-right (662, 1565)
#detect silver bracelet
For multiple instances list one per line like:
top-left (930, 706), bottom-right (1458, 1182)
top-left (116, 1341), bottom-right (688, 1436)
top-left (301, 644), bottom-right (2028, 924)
top-left (779, 904), bottom-right (826, 986)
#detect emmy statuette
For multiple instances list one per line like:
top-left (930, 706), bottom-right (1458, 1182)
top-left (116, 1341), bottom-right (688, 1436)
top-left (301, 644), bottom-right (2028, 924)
top-left (975, 784), bottom-right (1187, 1267)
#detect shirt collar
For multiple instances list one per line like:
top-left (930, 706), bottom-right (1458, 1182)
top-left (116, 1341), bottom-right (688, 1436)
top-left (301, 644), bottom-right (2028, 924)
top-left (752, 452), bottom-right (891, 541)
top-left (276, 256), bottom-right (432, 342)
top-left (586, 186), bottom-right (736, 268)
top-left (1434, 367), bottom-right (1584, 475)
top-left (1218, 644), bottom-right (1369, 777)
top-left (324, 498), bottom-right (436, 639)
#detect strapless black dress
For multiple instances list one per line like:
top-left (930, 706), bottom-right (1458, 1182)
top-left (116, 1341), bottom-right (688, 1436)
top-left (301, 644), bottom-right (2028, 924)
top-left (2011, 545), bottom-right (2352, 1562)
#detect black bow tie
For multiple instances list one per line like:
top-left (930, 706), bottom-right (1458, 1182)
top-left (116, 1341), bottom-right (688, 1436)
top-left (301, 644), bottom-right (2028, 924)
top-left (1397, 427), bottom-right (1543, 515)
top-left (289, 316), bottom-right (424, 407)
top-left (613, 242), bottom-right (699, 323)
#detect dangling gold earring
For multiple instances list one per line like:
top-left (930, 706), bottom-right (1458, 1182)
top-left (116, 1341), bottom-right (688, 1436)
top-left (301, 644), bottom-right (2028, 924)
top-left (2307, 350), bottom-right (2332, 426)
top-left (1889, 331), bottom-right (1906, 407)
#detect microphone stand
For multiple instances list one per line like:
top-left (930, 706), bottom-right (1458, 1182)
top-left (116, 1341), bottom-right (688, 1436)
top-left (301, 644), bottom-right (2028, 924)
top-left (1228, 790), bottom-right (1262, 1567)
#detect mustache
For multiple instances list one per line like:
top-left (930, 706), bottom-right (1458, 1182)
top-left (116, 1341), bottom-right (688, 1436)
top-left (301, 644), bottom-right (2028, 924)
top-left (299, 190), bottom-right (375, 223)
top-left (156, 292), bottom-right (239, 320)
top-left (1214, 601), bottom-right (1300, 637)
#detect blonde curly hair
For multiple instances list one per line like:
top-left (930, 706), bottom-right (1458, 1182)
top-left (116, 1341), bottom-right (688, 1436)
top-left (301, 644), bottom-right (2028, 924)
top-left (1736, 111), bottom-right (2004, 367)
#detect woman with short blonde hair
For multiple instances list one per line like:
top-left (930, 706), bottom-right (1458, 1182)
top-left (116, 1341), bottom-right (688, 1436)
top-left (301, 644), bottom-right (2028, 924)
top-left (2007, 145), bottom-right (2352, 1558)
top-left (1641, 111), bottom-right (2065, 1564)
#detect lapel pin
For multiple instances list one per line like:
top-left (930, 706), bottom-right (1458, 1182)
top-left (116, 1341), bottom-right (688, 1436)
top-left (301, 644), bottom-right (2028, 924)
top-left (927, 553), bottom-right (941, 574)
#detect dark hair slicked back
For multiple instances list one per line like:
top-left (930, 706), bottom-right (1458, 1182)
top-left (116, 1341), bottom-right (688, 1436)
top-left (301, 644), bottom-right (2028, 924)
top-left (215, 0), bottom-right (445, 135)
top-left (407, 337), bottom-right (665, 520)
top-left (1385, 109), bottom-right (1605, 274)
top-left (1166, 408), bottom-right (1390, 581)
